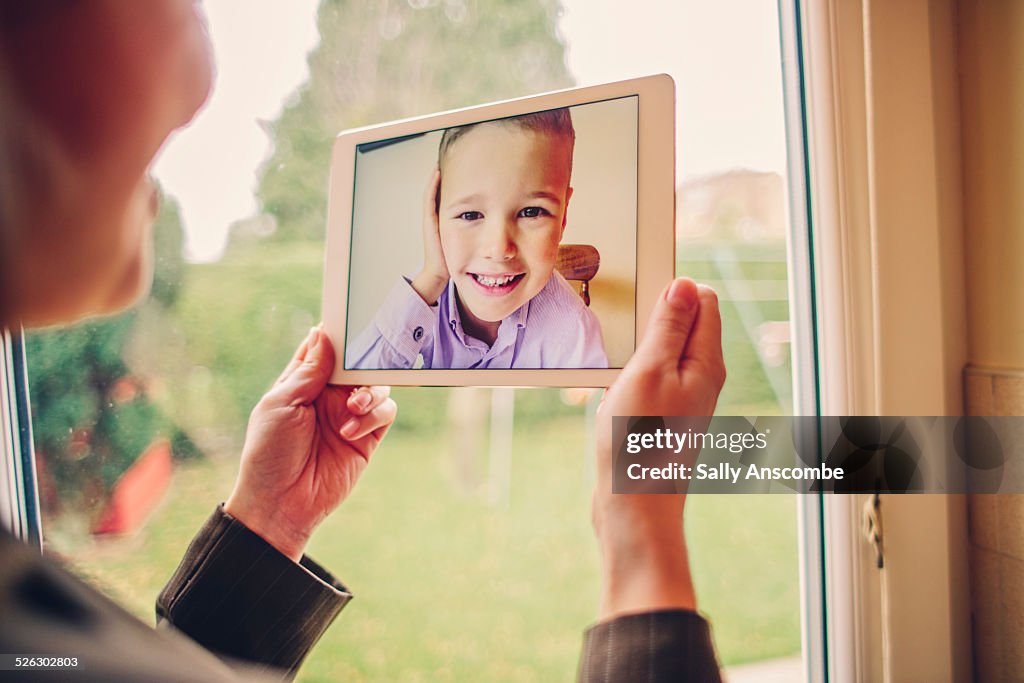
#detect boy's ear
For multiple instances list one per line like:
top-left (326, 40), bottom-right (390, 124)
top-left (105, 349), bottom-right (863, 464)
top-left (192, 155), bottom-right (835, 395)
top-left (560, 185), bottom-right (574, 237)
top-left (434, 167), bottom-right (443, 214)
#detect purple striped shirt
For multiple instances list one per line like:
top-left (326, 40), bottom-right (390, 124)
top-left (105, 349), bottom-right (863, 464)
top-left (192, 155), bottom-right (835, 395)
top-left (347, 271), bottom-right (608, 369)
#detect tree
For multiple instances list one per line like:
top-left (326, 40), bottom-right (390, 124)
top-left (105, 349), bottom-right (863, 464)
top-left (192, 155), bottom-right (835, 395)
top-left (256, 0), bottom-right (573, 243)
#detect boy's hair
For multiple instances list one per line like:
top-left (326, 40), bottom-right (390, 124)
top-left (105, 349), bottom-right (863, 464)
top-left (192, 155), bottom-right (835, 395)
top-left (438, 108), bottom-right (575, 169)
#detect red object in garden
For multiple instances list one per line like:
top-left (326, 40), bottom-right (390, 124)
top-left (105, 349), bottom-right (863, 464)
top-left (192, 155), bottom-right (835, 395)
top-left (92, 439), bottom-right (173, 536)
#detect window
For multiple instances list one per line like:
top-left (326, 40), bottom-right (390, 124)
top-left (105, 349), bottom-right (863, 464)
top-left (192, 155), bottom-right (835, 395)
top-left (14, 1), bottom-right (824, 680)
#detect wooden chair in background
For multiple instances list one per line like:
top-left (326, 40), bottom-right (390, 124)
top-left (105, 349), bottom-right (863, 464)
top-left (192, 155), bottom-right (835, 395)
top-left (556, 244), bottom-right (600, 306)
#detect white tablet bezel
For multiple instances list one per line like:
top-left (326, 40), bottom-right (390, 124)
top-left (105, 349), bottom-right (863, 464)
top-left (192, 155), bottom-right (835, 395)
top-left (323, 74), bottom-right (675, 387)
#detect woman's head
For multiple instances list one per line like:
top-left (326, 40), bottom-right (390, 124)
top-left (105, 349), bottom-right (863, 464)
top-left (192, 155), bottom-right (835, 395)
top-left (0, 1), bottom-right (213, 329)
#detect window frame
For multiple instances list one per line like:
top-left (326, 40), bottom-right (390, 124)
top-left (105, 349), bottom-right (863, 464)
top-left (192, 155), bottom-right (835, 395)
top-left (778, 2), bottom-right (829, 682)
top-left (788, 0), bottom-right (972, 680)
top-left (1, 328), bottom-right (42, 549)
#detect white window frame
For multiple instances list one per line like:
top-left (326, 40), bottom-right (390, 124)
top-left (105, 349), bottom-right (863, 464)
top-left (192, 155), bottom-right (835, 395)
top-left (778, 2), bottom-right (828, 682)
top-left (1, 328), bottom-right (42, 549)
top-left (788, 0), bottom-right (972, 680)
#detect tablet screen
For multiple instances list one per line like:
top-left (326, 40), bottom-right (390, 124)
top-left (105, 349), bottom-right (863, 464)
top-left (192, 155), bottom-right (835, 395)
top-left (344, 95), bottom-right (638, 370)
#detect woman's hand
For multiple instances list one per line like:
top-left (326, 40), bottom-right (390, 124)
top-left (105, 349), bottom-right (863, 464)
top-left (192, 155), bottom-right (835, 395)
top-left (593, 277), bottom-right (725, 620)
top-left (225, 327), bottom-right (397, 562)
top-left (410, 166), bottom-right (449, 305)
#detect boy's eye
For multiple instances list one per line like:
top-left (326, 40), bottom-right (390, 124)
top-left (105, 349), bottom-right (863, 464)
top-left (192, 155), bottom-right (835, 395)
top-left (457, 211), bottom-right (483, 221)
top-left (518, 206), bottom-right (551, 219)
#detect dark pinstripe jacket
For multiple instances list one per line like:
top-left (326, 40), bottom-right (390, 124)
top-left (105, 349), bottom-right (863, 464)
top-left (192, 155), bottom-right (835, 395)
top-left (0, 506), bottom-right (721, 681)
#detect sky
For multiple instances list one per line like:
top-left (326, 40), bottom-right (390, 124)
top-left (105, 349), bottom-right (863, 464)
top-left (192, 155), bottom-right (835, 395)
top-left (152, 0), bottom-right (788, 262)
top-left (151, 0), bottom-right (321, 261)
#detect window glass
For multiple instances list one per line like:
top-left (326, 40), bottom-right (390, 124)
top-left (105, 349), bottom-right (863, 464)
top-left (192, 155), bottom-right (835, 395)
top-left (561, 2), bottom-right (802, 674)
top-left (28, 1), bottom-right (801, 680)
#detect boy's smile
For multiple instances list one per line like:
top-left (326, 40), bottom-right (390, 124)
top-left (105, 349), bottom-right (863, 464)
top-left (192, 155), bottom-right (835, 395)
top-left (438, 123), bottom-right (573, 344)
top-left (468, 271), bottom-right (526, 294)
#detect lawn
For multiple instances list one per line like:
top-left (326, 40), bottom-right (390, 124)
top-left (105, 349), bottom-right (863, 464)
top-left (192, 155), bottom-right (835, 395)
top-left (65, 414), bottom-right (799, 682)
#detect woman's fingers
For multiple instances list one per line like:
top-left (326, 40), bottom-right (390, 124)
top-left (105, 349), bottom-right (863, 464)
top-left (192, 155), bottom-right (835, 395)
top-left (274, 329), bottom-right (335, 407)
top-left (340, 397), bottom-right (398, 441)
top-left (346, 385), bottom-right (391, 414)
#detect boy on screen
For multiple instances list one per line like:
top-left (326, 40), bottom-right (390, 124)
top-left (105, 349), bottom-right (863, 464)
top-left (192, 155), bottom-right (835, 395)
top-left (348, 109), bottom-right (609, 369)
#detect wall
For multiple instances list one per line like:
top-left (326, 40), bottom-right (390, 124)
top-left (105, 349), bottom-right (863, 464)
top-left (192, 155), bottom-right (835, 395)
top-left (958, 0), bottom-right (1024, 679)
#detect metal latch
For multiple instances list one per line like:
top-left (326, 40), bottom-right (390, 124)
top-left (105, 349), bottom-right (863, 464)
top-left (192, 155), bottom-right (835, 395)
top-left (862, 493), bottom-right (883, 569)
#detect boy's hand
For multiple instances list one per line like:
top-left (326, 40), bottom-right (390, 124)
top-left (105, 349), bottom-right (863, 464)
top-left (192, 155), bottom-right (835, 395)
top-left (592, 278), bottom-right (725, 620)
top-left (410, 167), bottom-right (449, 305)
top-left (225, 327), bottom-right (397, 562)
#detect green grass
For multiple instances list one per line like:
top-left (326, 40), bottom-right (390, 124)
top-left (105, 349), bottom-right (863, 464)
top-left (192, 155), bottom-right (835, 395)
top-left (686, 494), bottom-right (800, 664)
top-left (62, 416), bottom-right (799, 681)
top-left (56, 456), bottom-right (230, 620)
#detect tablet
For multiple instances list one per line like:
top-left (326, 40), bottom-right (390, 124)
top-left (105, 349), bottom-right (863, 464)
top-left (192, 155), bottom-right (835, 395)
top-left (323, 74), bottom-right (675, 387)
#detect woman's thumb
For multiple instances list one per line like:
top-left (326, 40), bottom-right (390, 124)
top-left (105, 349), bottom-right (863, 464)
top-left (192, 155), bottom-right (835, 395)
top-left (635, 278), bottom-right (700, 369)
top-left (274, 328), bottom-right (335, 406)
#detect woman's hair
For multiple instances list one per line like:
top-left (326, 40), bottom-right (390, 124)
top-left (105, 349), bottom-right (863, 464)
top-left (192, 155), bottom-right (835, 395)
top-left (437, 107), bottom-right (575, 169)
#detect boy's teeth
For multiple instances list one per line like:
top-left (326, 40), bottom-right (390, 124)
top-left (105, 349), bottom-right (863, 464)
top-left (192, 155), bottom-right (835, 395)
top-left (476, 274), bottom-right (516, 287)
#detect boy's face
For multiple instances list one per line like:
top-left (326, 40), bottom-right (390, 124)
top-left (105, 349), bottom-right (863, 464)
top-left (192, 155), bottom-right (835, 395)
top-left (438, 123), bottom-right (573, 325)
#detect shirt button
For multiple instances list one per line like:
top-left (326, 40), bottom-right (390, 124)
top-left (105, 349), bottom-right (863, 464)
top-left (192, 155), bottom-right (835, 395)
top-left (412, 326), bottom-right (424, 342)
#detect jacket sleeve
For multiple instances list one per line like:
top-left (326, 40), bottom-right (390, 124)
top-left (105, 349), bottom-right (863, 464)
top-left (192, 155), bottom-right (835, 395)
top-left (157, 505), bottom-right (351, 679)
top-left (577, 610), bottom-right (723, 683)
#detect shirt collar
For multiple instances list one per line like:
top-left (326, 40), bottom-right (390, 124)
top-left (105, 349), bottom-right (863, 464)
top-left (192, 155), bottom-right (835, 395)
top-left (444, 279), bottom-right (529, 348)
